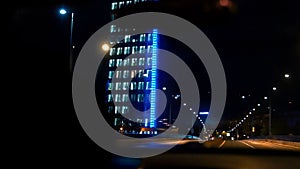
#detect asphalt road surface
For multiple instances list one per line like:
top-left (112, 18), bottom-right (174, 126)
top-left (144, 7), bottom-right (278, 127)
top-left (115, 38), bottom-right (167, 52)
top-left (220, 139), bottom-right (300, 151)
top-left (109, 139), bottom-right (300, 169)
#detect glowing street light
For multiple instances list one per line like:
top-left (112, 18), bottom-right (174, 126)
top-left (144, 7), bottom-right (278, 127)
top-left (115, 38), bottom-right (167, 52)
top-left (59, 9), bottom-right (67, 15)
top-left (284, 74), bottom-right (290, 78)
top-left (101, 43), bottom-right (110, 51)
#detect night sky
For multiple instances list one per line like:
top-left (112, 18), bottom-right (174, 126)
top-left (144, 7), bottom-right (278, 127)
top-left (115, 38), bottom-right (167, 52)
top-left (5, 0), bottom-right (300, 167)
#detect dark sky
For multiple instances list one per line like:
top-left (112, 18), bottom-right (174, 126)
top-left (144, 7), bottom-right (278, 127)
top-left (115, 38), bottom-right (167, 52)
top-left (4, 0), bottom-right (300, 167)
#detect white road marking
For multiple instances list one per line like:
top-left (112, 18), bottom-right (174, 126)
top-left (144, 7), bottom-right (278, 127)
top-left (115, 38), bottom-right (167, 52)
top-left (218, 140), bottom-right (226, 148)
top-left (238, 141), bottom-right (256, 149)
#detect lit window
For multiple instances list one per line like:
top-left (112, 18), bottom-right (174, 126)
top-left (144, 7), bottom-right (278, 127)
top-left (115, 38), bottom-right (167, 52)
top-left (147, 58), bottom-right (152, 66)
top-left (125, 35), bottom-right (131, 43)
top-left (126, 1), bottom-right (132, 5)
top-left (117, 47), bottom-right (123, 55)
top-left (123, 70), bottom-right (129, 78)
top-left (115, 94), bottom-right (121, 102)
top-left (116, 59), bottom-right (123, 67)
top-left (108, 106), bottom-right (114, 113)
top-left (146, 82), bottom-right (151, 90)
top-left (140, 34), bottom-right (146, 42)
top-left (137, 94), bottom-right (144, 102)
top-left (147, 45), bottom-right (153, 53)
top-left (145, 69), bottom-right (151, 77)
top-left (122, 94), bottom-right (129, 102)
top-left (109, 48), bottom-right (116, 56)
top-left (123, 58), bottom-right (130, 66)
top-left (124, 47), bottom-right (131, 55)
top-left (131, 58), bottom-right (138, 66)
top-left (138, 69), bottom-right (144, 78)
top-left (130, 82), bottom-right (137, 90)
top-left (147, 33), bottom-right (152, 41)
top-left (130, 94), bottom-right (136, 102)
top-left (111, 2), bottom-right (118, 10)
top-left (111, 14), bottom-right (116, 20)
top-left (110, 25), bottom-right (117, 32)
top-left (115, 106), bottom-right (121, 114)
top-left (139, 58), bottom-right (145, 66)
top-left (119, 1), bottom-right (125, 8)
top-left (132, 46), bottom-right (138, 54)
top-left (108, 94), bottom-right (113, 102)
top-left (109, 59), bottom-right (115, 67)
top-left (138, 82), bottom-right (144, 90)
top-left (122, 106), bottom-right (129, 114)
top-left (114, 118), bottom-right (118, 126)
top-left (115, 71), bottom-right (122, 78)
top-left (108, 71), bottom-right (114, 79)
top-left (131, 70), bottom-right (137, 78)
top-left (139, 46), bottom-right (145, 53)
top-left (122, 82), bottom-right (129, 90)
top-left (115, 82), bottom-right (122, 90)
top-left (107, 82), bottom-right (113, 90)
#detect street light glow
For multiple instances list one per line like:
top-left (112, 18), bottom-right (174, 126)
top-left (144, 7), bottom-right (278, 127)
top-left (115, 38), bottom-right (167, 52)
top-left (272, 87), bottom-right (277, 91)
top-left (199, 112), bottom-right (209, 115)
top-left (59, 9), bottom-right (67, 15)
top-left (284, 74), bottom-right (290, 78)
top-left (101, 43), bottom-right (110, 51)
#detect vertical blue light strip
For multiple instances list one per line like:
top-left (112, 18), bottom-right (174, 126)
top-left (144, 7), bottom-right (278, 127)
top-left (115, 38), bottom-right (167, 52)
top-left (150, 29), bottom-right (158, 128)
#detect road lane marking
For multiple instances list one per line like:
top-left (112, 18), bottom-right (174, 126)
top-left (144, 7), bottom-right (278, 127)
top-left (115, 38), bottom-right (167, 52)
top-left (218, 140), bottom-right (226, 148)
top-left (238, 141), bottom-right (256, 149)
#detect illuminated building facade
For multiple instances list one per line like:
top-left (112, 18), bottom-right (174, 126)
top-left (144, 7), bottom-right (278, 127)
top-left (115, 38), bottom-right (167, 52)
top-left (101, 0), bottom-right (159, 135)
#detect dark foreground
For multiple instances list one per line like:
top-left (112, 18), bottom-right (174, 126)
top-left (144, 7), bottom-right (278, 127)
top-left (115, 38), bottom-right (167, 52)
top-left (108, 139), bottom-right (300, 169)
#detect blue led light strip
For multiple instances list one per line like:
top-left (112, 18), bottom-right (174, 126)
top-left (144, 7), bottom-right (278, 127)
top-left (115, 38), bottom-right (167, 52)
top-left (149, 29), bottom-right (158, 128)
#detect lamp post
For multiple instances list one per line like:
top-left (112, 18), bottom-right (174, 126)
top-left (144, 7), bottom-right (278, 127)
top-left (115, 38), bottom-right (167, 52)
top-left (265, 86), bottom-right (277, 137)
top-left (267, 74), bottom-right (290, 137)
top-left (59, 9), bottom-right (74, 72)
top-left (162, 87), bottom-right (180, 125)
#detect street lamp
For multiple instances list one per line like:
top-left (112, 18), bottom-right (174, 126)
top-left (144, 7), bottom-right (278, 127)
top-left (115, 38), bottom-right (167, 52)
top-left (101, 43), bottom-right (110, 51)
top-left (284, 74), bottom-right (290, 78)
top-left (59, 8), bottom-right (74, 72)
top-left (59, 9), bottom-right (67, 15)
top-left (266, 87), bottom-right (276, 137)
top-left (162, 86), bottom-right (180, 125)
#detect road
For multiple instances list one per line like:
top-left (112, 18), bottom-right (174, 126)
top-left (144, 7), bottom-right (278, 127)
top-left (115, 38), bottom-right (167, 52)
top-left (109, 138), bottom-right (300, 169)
top-left (219, 139), bottom-right (300, 151)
